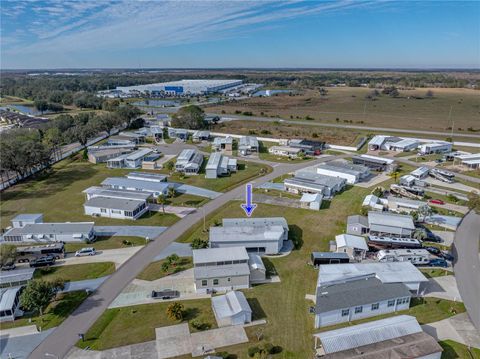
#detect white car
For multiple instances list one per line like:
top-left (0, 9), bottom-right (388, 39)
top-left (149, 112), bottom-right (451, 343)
top-left (75, 247), bottom-right (96, 257)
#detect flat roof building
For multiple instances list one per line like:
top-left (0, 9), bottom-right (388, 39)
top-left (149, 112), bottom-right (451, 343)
top-left (352, 155), bottom-right (396, 173)
top-left (116, 79), bottom-right (243, 95)
top-left (347, 212), bottom-right (415, 238)
top-left (3, 222), bottom-right (95, 243)
top-left (335, 234), bottom-right (368, 260)
top-left (0, 268), bottom-right (34, 288)
top-left (192, 130), bottom-right (210, 142)
top-left (193, 247), bottom-right (250, 294)
top-left (316, 161), bottom-right (370, 184)
top-left (84, 196), bottom-right (148, 220)
top-left (313, 315), bottom-right (442, 359)
top-left (300, 193), bottom-right (323, 211)
top-left (286, 166), bottom-right (347, 197)
top-left (101, 177), bottom-right (169, 197)
top-left (175, 149), bottom-right (203, 175)
top-left (210, 217), bottom-right (288, 255)
top-left (88, 147), bottom-right (133, 164)
top-left (386, 139), bottom-right (420, 152)
top-left (419, 142), bottom-right (452, 155)
top-left (268, 145), bottom-right (303, 158)
top-left (106, 148), bottom-right (153, 169)
top-left (316, 262), bottom-right (428, 293)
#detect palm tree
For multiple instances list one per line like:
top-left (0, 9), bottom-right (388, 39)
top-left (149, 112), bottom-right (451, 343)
top-left (156, 194), bottom-right (166, 213)
top-left (168, 186), bottom-right (176, 198)
top-left (166, 302), bottom-right (184, 321)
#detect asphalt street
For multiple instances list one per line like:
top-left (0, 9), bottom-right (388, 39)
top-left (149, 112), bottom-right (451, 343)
top-left (212, 113), bottom-right (480, 140)
top-left (29, 156), bottom-right (335, 359)
top-left (452, 210), bottom-right (480, 330)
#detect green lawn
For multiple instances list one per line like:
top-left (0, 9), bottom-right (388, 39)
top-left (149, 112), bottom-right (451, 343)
top-left (159, 160), bottom-right (272, 192)
top-left (421, 268), bottom-right (453, 278)
top-left (64, 236), bottom-right (146, 252)
top-left (164, 193), bottom-right (209, 207)
top-left (137, 257), bottom-right (193, 281)
top-left (0, 155), bottom-right (180, 229)
top-left (77, 299), bottom-right (217, 350)
top-left (0, 291), bottom-right (88, 331)
top-left (33, 262), bottom-right (115, 282)
top-left (258, 141), bottom-right (313, 163)
top-left (440, 340), bottom-right (480, 359)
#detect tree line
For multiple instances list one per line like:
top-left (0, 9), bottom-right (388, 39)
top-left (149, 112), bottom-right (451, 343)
top-left (0, 104), bottom-right (141, 182)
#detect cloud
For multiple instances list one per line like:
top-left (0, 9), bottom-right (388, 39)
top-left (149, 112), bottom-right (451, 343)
top-left (2, 0), bottom-right (382, 59)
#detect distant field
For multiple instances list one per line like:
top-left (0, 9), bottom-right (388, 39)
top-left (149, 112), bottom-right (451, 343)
top-left (204, 87), bottom-right (480, 132)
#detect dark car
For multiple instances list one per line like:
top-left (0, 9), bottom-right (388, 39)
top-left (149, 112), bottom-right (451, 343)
top-left (428, 258), bottom-right (448, 268)
top-left (425, 246), bottom-right (441, 256)
top-left (29, 256), bottom-right (56, 268)
top-left (424, 230), bottom-right (442, 243)
top-left (441, 252), bottom-right (454, 261)
top-left (1, 261), bottom-right (16, 271)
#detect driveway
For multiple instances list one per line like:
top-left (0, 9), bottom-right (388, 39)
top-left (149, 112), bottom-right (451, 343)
top-left (0, 328), bottom-right (55, 359)
top-left (423, 275), bottom-right (462, 302)
top-left (94, 225), bottom-right (167, 239)
top-left (149, 203), bottom-right (196, 218)
top-left (425, 177), bottom-right (479, 193)
top-left (153, 242), bottom-right (192, 261)
top-left (59, 246), bottom-right (143, 268)
top-left (422, 313), bottom-right (480, 349)
top-left (172, 183), bottom-right (221, 199)
top-left (354, 173), bottom-right (391, 188)
top-left (453, 210), bottom-right (480, 330)
top-left (425, 215), bottom-right (462, 230)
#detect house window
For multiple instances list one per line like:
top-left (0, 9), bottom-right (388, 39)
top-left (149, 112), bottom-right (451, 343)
top-left (112, 210), bottom-right (122, 214)
top-left (227, 278), bottom-right (231, 282)
top-left (354, 306), bottom-right (363, 314)
top-left (388, 300), bottom-right (395, 307)
top-left (397, 298), bottom-right (403, 305)
top-left (341, 309), bottom-right (349, 317)
top-left (100, 208), bottom-right (107, 213)
top-left (213, 279), bottom-right (219, 285)
top-left (201, 280), bottom-right (207, 286)
top-left (371, 303), bottom-right (379, 311)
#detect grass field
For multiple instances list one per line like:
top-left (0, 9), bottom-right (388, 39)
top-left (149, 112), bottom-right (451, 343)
top-left (205, 87), bottom-right (480, 132)
top-left (64, 236), bottom-right (146, 252)
top-left (420, 268), bottom-right (453, 278)
top-left (440, 340), bottom-right (480, 359)
top-left (77, 298), bottom-right (217, 350)
top-left (258, 141), bottom-right (314, 163)
top-left (33, 262), bottom-right (115, 282)
top-left (0, 291), bottom-right (88, 331)
top-left (137, 257), bottom-right (193, 281)
top-left (0, 155), bottom-right (180, 229)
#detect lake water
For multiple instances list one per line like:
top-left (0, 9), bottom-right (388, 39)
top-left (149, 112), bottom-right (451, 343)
top-left (8, 105), bottom-right (52, 116)
top-left (132, 100), bottom-right (180, 107)
top-left (253, 89), bottom-right (293, 97)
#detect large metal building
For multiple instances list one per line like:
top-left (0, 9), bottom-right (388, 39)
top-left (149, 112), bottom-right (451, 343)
top-left (116, 79), bottom-right (243, 95)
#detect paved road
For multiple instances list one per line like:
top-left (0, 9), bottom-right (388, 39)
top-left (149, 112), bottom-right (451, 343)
top-left (213, 113), bottom-right (480, 140)
top-left (29, 156), bottom-right (335, 359)
top-left (452, 210), bottom-right (480, 330)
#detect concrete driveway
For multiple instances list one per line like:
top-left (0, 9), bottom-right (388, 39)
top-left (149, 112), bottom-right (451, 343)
top-left (172, 183), bottom-right (221, 199)
top-left (59, 246), bottom-right (143, 268)
top-left (94, 225), bottom-right (167, 239)
top-left (422, 313), bottom-right (480, 349)
top-left (423, 275), bottom-right (462, 302)
top-left (1, 327), bottom-right (55, 359)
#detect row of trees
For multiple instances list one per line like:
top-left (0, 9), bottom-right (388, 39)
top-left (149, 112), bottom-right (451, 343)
top-left (0, 104), bottom-right (141, 181)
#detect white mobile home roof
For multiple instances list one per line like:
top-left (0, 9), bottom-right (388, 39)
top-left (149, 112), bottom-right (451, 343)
top-left (83, 186), bottom-right (152, 201)
top-left (125, 148), bottom-right (152, 161)
top-left (222, 217), bottom-right (288, 230)
top-left (211, 291), bottom-right (252, 319)
top-left (84, 197), bottom-right (145, 211)
top-left (455, 153), bottom-right (480, 160)
top-left (359, 154), bottom-right (395, 164)
top-left (4, 222), bottom-right (94, 237)
top-left (239, 136), bottom-right (258, 148)
top-left (101, 177), bottom-right (169, 193)
top-left (368, 211), bottom-right (415, 230)
top-left (210, 225), bottom-right (285, 243)
top-left (194, 263), bottom-right (250, 279)
top-left (193, 246), bottom-right (249, 264)
top-left (248, 254), bottom-right (266, 271)
top-left (368, 135), bottom-right (387, 147)
top-left (0, 268), bottom-right (35, 286)
top-left (126, 172), bottom-right (167, 182)
top-left (335, 234), bottom-right (368, 251)
top-left (206, 152), bottom-right (224, 170)
top-left (411, 166), bottom-right (430, 177)
top-left (317, 262), bottom-right (428, 287)
top-left (313, 315), bottom-right (422, 354)
top-left (391, 139), bottom-right (419, 148)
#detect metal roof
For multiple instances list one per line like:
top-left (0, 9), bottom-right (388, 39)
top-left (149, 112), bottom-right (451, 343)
top-left (213, 136), bottom-right (233, 145)
top-left (194, 263), bottom-right (250, 279)
top-left (11, 214), bottom-right (43, 222)
top-left (368, 135), bottom-right (387, 147)
top-left (193, 247), bottom-right (249, 264)
top-left (317, 262), bottom-right (428, 287)
top-left (335, 234), bottom-right (368, 251)
top-left (387, 195), bottom-right (427, 209)
top-left (368, 211), bottom-right (415, 230)
top-left (0, 287), bottom-right (21, 312)
top-left (126, 172), bottom-right (167, 182)
top-left (315, 277), bottom-right (411, 313)
top-left (294, 167), bottom-right (347, 187)
top-left (359, 154), bottom-right (395, 164)
top-left (84, 197), bottom-right (145, 211)
top-left (347, 215), bottom-right (369, 227)
top-left (222, 217), bottom-right (288, 230)
top-left (206, 152), bottom-right (224, 170)
top-left (378, 249), bottom-right (430, 257)
top-left (390, 139), bottom-right (419, 148)
top-left (101, 177), bottom-right (169, 193)
top-left (4, 222), bottom-right (94, 236)
top-left (210, 225), bottom-right (285, 243)
top-left (411, 166), bottom-right (430, 177)
top-left (300, 193), bottom-right (322, 203)
top-left (320, 161), bottom-right (370, 176)
top-left (125, 148), bottom-right (153, 161)
top-left (312, 252), bottom-right (350, 260)
top-left (83, 186), bottom-right (152, 201)
top-left (239, 136), bottom-right (259, 148)
top-left (211, 291), bottom-right (252, 319)
top-left (368, 235), bottom-right (422, 246)
top-left (313, 315), bottom-right (422, 354)
top-left (0, 268), bottom-right (34, 286)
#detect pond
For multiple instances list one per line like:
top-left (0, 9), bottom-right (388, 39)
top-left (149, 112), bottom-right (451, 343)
top-left (132, 100), bottom-right (180, 107)
top-left (253, 89), bottom-right (294, 97)
top-left (8, 105), bottom-right (53, 116)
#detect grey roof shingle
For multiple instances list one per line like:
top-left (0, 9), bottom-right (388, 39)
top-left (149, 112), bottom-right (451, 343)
top-left (194, 263), bottom-right (250, 279)
top-left (315, 277), bottom-right (411, 313)
top-left (84, 197), bottom-right (145, 211)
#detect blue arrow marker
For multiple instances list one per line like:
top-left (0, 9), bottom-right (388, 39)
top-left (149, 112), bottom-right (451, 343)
top-left (241, 183), bottom-right (257, 217)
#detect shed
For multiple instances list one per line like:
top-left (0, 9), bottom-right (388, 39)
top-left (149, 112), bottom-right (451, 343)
top-left (248, 253), bottom-right (266, 282)
top-left (211, 291), bottom-right (252, 327)
top-left (335, 234), bottom-right (368, 260)
top-left (300, 193), bottom-right (323, 210)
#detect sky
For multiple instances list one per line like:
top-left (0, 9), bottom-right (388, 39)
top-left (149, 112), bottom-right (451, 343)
top-left (1, 0), bottom-right (479, 69)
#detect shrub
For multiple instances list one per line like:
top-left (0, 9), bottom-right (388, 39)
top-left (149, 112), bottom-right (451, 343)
top-left (248, 346), bottom-right (261, 357)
